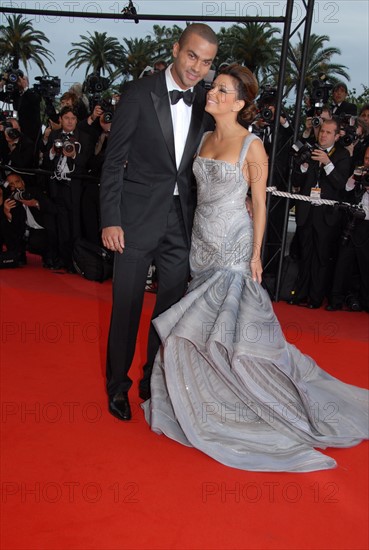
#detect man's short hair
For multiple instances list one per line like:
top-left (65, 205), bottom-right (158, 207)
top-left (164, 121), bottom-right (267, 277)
top-left (324, 116), bottom-right (340, 133)
top-left (178, 23), bottom-right (218, 49)
top-left (59, 105), bottom-right (78, 118)
top-left (333, 82), bottom-right (348, 93)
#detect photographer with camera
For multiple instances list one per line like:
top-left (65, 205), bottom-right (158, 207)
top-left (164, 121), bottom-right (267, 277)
top-left (0, 171), bottom-right (58, 268)
top-left (326, 145), bottom-right (369, 312)
top-left (289, 117), bottom-right (351, 308)
top-left (330, 82), bottom-right (357, 117)
top-left (0, 117), bottom-right (35, 185)
top-left (42, 106), bottom-right (94, 271)
top-left (0, 70), bottom-right (42, 148)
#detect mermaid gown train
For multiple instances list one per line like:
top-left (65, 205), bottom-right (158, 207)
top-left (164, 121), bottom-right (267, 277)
top-left (142, 133), bottom-right (369, 472)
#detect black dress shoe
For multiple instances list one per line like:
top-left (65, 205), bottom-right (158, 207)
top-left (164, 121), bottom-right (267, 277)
top-left (109, 392), bottom-right (132, 421)
top-left (138, 387), bottom-right (151, 401)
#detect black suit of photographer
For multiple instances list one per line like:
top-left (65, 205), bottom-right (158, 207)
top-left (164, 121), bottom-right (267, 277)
top-left (0, 185), bottom-right (58, 262)
top-left (43, 127), bottom-right (94, 269)
top-left (331, 101), bottom-right (357, 117)
top-left (0, 131), bottom-right (35, 184)
top-left (0, 88), bottom-right (42, 145)
top-left (292, 143), bottom-right (351, 307)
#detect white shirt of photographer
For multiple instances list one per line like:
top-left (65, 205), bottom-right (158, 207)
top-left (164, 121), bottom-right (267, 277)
top-left (166, 65), bottom-right (193, 195)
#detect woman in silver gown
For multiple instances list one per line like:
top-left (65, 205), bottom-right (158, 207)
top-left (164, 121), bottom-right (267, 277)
top-left (143, 64), bottom-right (368, 472)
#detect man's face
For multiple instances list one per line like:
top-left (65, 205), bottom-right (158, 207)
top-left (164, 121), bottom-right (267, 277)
top-left (60, 112), bottom-right (77, 132)
top-left (7, 174), bottom-right (25, 191)
top-left (318, 121), bottom-right (339, 149)
top-left (360, 109), bottom-right (369, 124)
top-left (332, 86), bottom-right (347, 104)
top-left (363, 148), bottom-right (369, 168)
top-left (171, 32), bottom-right (217, 90)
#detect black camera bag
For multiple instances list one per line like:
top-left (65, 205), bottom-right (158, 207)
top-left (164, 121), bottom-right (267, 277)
top-left (73, 238), bottom-right (113, 283)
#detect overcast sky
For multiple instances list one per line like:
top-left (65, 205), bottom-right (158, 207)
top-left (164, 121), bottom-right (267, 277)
top-left (0, 0), bottom-right (368, 101)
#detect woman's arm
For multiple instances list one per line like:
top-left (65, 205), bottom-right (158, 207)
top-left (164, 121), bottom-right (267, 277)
top-left (244, 138), bottom-right (268, 283)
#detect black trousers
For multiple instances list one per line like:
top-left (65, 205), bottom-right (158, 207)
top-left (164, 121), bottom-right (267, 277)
top-left (294, 207), bottom-right (341, 306)
top-left (329, 220), bottom-right (369, 309)
top-left (106, 197), bottom-right (190, 398)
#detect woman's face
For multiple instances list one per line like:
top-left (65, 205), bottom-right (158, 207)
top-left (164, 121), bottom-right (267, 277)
top-left (205, 74), bottom-right (240, 114)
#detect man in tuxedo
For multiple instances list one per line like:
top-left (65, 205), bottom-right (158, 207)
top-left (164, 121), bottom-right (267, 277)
top-left (0, 172), bottom-right (58, 266)
top-left (0, 72), bottom-right (42, 147)
top-left (330, 82), bottom-right (357, 116)
top-left (100, 23), bottom-right (218, 421)
top-left (290, 118), bottom-right (351, 308)
top-left (43, 106), bottom-right (94, 271)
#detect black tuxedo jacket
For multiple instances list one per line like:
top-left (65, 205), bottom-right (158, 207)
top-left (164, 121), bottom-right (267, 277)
top-left (332, 100), bottom-right (357, 117)
top-left (43, 128), bottom-right (94, 175)
top-left (100, 70), bottom-right (213, 249)
top-left (294, 144), bottom-right (351, 227)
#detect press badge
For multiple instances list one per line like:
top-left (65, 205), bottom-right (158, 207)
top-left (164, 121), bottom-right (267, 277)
top-left (310, 185), bottom-right (321, 203)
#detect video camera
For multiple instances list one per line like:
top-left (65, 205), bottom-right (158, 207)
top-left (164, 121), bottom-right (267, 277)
top-left (0, 66), bottom-right (23, 92)
top-left (33, 76), bottom-right (61, 99)
top-left (310, 74), bottom-right (333, 111)
top-left (83, 73), bottom-right (115, 123)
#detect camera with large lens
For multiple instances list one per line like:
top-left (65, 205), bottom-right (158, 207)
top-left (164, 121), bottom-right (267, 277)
top-left (335, 202), bottom-right (366, 245)
top-left (99, 99), bottom-right (115, 123)
top-left (1, 120), bottom-right (21, 140)
top-left (10, 189), bottom-right (32, 201)
top-left (0, 67), bottom-right (24, 98)
top-left (338, 114), bottom-right (359, 146)
top-left (83, 73), bottom-right (109, 95)
top-left (353, 166), bottom-right (369, 187)
top-left (291, 140), bottom-right (316, 165)
top-left (53, 136), bottom-right (75, 156)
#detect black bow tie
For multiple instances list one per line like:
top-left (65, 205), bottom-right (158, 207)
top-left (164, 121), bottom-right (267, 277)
top-left (169, 89), bottom-right (195, 107)
top-left (62, 132), bottom-right (73, 137)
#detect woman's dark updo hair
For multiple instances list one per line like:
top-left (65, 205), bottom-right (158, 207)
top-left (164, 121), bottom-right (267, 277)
top-left (221, 63), bottom-right (258, 127)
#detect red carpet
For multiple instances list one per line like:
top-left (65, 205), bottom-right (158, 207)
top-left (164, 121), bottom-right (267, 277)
top-left (1, 254), bottom-right (368, 550)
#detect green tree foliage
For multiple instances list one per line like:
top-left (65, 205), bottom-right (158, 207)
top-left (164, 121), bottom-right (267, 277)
top-left (0, 14), bottom-right (54, 74)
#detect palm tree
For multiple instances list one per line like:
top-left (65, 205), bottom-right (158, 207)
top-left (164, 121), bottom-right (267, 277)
top-left (66, 31), bottom-right (122, 78)
top-left (284, 33), bottom-right (350, 97)
top-left (151, 24), bottom-right (184, 63)
top-left (0, 14), bottom-right (54, 74)
top-left (217, 23), bottom-right (281, 84)
top-left (119, 37), bottom-right (157, 80)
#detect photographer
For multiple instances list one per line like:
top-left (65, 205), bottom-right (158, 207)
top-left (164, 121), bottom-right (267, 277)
top-left (330, 82), bottom-right (357, 116)
top-left (0, 117), bottom-right (36, 185)
top-left (326, 146), bottom-right (369, 312)
top-left (289, 117), bottom-right (351, 308)
top-left (0, 172), bottom-right (58, 267)
top-left (300, 105), bottom-right (332, 144)
top-left (42, 106), bottom-right (94, 271)
top-left (0, 70), bottom-right (42, 146)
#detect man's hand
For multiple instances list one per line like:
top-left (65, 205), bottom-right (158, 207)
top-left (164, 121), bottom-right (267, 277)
top-left (102, 226), bottom-right (125, 254)
top-left (3, 198), bottom-right (17, 221)
top-left (20, 198), bottom-right (39, 209)
top-left (311, 149), bottom-right (330, 166)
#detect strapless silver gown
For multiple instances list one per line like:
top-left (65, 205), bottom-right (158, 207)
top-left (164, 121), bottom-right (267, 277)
top-left (143, 133), bottom-right (369, 472)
